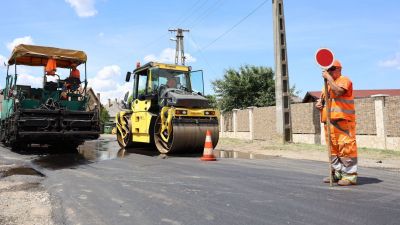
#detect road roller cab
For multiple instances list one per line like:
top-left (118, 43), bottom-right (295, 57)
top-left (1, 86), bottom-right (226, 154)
top-left (116, 62), bottom-right (219, 154)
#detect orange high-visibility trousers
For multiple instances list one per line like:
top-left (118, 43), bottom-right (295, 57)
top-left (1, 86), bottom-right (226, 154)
top-left (324, 119), bottom-right (358, 183)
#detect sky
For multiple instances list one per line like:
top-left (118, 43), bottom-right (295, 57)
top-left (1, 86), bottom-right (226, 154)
top-left (0, 0), bottom-right (399, 103)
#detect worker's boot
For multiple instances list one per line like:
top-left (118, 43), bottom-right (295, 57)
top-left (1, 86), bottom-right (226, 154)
top-left (323, 171), bottom-right (341, 183)
top-left (338, 173), bottom-right (357, 186)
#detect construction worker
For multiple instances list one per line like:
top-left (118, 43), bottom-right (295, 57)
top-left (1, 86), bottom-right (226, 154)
top-left (70, 63), bottom-right (80, 80)
top-left (166, 77), bottom-right (177, 88)
top-left (65, 63), bottom-right (81, 90)
top-left (315, 59), bottom-right (357, 186)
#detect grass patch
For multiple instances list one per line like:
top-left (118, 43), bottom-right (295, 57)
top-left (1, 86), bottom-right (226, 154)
top-left (220, 137), bottom-right (400, 158)
top-left (358, 147), bottom-right (400, 159)
top-left (219, 138), bottom-right (253, 145)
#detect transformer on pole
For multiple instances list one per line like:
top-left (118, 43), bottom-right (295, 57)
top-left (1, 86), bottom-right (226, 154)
top-left (272, 0), bottom-right (292, 143)
top-left (169, 28), bottom-right (189, 65)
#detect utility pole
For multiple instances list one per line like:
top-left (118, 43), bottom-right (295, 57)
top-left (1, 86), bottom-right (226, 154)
top-left (272, 0), bottom-right (292, 143)
top-left (168, 28), bottom-right (189, 65)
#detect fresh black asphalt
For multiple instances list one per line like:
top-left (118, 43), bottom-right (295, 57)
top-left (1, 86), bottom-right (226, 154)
top-left (0, 137), bottom-right (399, 225)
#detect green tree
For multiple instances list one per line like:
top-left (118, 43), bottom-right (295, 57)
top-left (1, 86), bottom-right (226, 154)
top-left (205, 94), bottom-right (218, 108)
top-left (100, 105), bottom-right (110, 124)
top-left (212, 65), bottom-right (299, 111)
top-left (212, 65), bottom-right (275, 111)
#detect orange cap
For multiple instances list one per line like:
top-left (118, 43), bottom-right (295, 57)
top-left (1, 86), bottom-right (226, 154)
top-left (332, 59), bottom-right (342, 68)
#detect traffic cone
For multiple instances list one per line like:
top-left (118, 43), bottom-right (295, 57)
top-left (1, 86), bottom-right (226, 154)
top-left (200, 130), bottom-right (217, 161)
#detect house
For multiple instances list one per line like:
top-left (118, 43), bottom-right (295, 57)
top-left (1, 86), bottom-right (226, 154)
top-left (103, 98), bottom-right (124, 134)
top-left (302, 89), bottom-right (400, 103)
top-left (104, 98), bottom-right (124, 123)
top-left (86, 87), bottom-right (101, 111)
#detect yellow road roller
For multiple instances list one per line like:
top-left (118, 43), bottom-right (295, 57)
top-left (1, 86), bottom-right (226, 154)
top-left (116, 62), bottom-right (219, 154)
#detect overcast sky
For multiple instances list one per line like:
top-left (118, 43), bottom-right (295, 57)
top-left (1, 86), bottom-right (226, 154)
top-left (0, 0), bottom-right (399, 103)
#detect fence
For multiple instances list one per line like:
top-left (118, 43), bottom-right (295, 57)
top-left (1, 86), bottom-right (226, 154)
top-left (220, 95), bottom-right (400, 150)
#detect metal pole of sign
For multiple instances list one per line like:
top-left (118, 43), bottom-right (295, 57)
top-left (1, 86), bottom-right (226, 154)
top-left (315, 48), bottom-right (335, 187)
top-left (84, 63), bottom-right (87, 95)
top-left (324, 78), bottom-right (333, 187)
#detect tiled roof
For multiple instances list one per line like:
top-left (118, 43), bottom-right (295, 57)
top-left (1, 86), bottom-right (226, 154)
top-left (303, 89), bottom-right (400, 102)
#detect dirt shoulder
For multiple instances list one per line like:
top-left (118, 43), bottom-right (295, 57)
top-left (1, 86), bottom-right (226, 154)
top-left (215, 138), bottom-right (400, 171)
top-left (0, 164), bottom-right (54, 225)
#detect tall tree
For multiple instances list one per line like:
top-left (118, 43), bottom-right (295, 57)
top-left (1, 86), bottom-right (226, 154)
top-left (212, 65), bottom-right (276, 111)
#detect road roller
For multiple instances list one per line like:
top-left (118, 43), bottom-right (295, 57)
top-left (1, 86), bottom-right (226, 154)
top-left (116, 62), bottom-right (219, 154)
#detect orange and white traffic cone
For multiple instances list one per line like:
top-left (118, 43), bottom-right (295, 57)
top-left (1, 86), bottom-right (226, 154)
top-left (200, 130), bottom-right (216, 161)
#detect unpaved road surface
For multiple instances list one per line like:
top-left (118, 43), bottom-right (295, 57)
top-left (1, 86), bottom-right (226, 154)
top-left (0, 136), bottom-right (399, 225)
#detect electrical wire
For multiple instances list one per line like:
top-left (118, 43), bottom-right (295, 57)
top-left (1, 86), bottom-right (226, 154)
top-left (175, 0), bottom-right (210, 28)
top-left (200, 0), bottom-right (268, 51)
top-left (187, 33), bottom-right (218, 86)
top-left (187, 0), bottom-right (225, 29)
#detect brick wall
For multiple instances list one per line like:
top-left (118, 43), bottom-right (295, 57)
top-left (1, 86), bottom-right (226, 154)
top-left (220, 96), bottom-right (400, 149)
top-left (291, 102), bottom-right (320, 134)
top-left (253, 107), bottom-right (279, 140)
top-left (385, 96), bottom-right (400, 137)
top-left (223, 111), bottom-right (233, 132)
top-left (355, 98), bottom-right (376, 135)
top-left (237, 109), bottom-right (250, 132)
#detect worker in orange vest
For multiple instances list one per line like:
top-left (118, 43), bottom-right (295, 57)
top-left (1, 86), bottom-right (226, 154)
top-left (70, 63), bottom-right (80, 80)
top-left (315, 59), bottom-right (357, 186)
top-left (65, 63), bottom-right (81, 90)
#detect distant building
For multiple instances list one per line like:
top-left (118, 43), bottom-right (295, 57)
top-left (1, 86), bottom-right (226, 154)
top-left (103, 98), bottom-right (124, 134)
top-left (104, 98), bottom-right (124, 123)
top-left (86, 87), bottom-right (100, 111)
top-left (302, 89), bottom-right (400, 103)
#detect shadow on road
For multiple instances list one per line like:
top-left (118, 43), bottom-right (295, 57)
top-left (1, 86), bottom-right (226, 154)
top-left (32, 153), bottom-right (91, 170)
top-left (123, 147), bottom-right (203, 158)
top-left (356, 176), bottom-right (383, 185)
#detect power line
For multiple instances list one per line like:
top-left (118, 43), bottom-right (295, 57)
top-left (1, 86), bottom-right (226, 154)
top-left (188, 33), bottom-right (218, 84)
top-left (200, 0), bottom-right (268, 51)
top-left (188, 0), bottom-right (225, 29)
top-left (175, 0), bottom-right (210, 28)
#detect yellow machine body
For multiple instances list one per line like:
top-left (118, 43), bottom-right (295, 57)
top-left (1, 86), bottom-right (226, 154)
top-left (116, 62), bottom-right (219, 154)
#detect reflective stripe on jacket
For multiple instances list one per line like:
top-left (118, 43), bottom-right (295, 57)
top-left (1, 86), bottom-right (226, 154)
top-left (321, 75), bottom-right (355, 122)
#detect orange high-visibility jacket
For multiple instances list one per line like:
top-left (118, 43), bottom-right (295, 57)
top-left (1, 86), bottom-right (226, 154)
top-left (321, 75), bottom-right (355, 122)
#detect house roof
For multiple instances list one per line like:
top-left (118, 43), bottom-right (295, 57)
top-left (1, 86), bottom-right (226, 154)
top-left (104, 99), bottom-right (123, 120)
top-left (86, 87), bottom-right (99, 103)
top-left (302, 89), bottom-right (400, 103)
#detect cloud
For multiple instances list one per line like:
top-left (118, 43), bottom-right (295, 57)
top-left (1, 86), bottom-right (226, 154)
top-left (15, 68), bottom-right (42, 88)
top-left (6, 36), bottom-right (34, 51)
top-left (65, 0), bottom-right (97, 18)
top-left (89, 65), bottom-right (131, 104)
top-left (378, 53), bottom-right (400, 69)
top-left (96, 65), bottom-right (120, 80)
top-left (143, 48), bottom-right (196, 64)
top-left (96, 82), bottom-right (131, 105)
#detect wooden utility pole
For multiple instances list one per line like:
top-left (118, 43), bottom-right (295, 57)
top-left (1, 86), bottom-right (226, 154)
top-left (168, 28), bottom-right (189, 65)
top-left (272, 0), bottom-right (292, 143)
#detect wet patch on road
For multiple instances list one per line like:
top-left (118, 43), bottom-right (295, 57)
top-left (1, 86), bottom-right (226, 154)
top-left (214, 150), bottom-right (278, 160)
top-left (25, 136), bottom-right (248, 170)
top-left (0, 167), bottom-right (45, 178)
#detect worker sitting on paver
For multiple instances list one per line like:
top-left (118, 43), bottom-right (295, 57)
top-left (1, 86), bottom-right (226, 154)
top-left (61, 63), bottom-right (82, 100)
